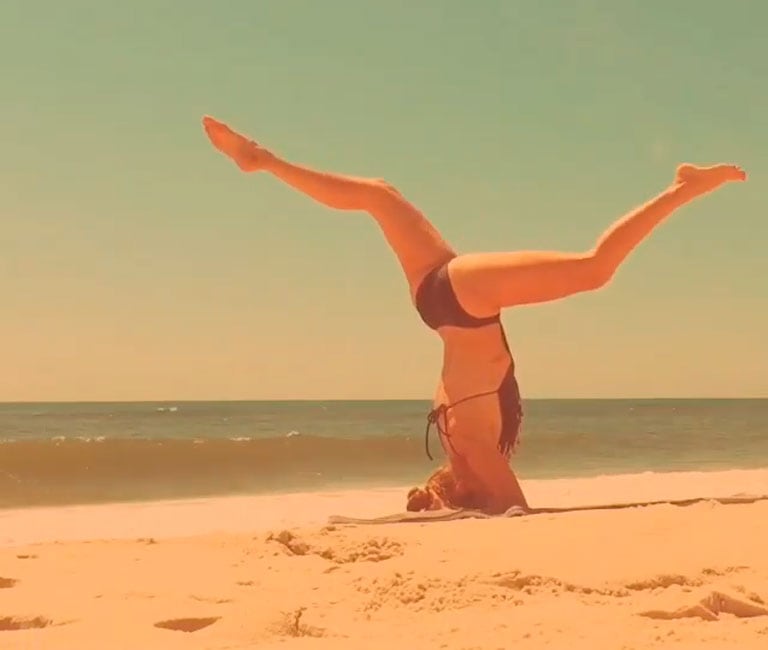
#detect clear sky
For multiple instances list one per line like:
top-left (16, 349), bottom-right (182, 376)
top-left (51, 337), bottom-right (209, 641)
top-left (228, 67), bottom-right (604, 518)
top-left (1, 0), bottom-right (766, 401)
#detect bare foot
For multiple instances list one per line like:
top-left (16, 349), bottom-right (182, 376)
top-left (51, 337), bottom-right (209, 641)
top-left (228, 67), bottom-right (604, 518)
top-left (674, 163), bottom-right (747, 191)
top-left (201, 116), bottom-right (273, 172)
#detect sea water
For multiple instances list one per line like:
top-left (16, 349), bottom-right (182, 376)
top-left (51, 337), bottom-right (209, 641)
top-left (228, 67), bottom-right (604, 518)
top-left (1, 399), bottom-right (767, 508)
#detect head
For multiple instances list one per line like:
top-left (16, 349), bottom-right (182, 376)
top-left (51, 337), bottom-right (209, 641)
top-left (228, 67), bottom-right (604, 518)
top-left (406, 486), bottom-right (435, 512)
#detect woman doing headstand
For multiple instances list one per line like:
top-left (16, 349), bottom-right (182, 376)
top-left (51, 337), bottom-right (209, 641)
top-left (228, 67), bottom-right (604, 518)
top-left (201, 116), bottom-right (746, 515)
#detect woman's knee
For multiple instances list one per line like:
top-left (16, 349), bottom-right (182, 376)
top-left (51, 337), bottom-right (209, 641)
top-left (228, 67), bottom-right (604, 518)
top-left (580, 251), bottom-right (617, 292)
top-left (366, 178), bottom-right (400, 202)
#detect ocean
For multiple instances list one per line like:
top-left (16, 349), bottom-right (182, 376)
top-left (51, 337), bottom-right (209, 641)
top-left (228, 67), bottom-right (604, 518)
top-left (1, 399), bottom-right (767, 509)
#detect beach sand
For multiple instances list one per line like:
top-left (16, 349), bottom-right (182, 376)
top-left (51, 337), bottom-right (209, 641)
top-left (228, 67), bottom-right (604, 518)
top-left (2, 470), bottom-right (768, 649)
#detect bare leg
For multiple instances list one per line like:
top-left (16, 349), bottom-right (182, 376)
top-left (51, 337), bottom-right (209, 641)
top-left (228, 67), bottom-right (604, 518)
top-left (448, 164), bottom-right (747, 317)
top-left (202, 116), bottom-right (455, 294)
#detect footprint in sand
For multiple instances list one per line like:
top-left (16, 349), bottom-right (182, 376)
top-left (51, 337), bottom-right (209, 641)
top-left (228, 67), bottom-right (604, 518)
top-left (154, 617), bottom-right (220, 633)
top-left (266, 529), bottom-right (403, 564)
top-left (0, 616), bottom-right (53, 631)
top-left (640, 590), bottom-right (768, 622)
top-left (273, 608), bottom-right (326, 639)
top-left (190, 595), bottom-right (232, 605)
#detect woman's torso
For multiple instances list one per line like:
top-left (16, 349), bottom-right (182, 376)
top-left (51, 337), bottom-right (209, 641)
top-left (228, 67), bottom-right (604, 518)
top-left (432, 323), bottom-right (519, 461)
top-left (413, 258), bottom-right (523, 467)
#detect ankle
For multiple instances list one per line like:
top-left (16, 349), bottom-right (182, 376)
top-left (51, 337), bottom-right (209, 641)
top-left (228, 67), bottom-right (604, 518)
top-left (259, 149), bottom-right (280, 173)
top-left (664, 181), bottom-right (703, 206)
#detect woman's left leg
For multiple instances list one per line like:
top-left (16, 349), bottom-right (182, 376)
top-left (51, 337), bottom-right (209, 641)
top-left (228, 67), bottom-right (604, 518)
top-left (447, 163), bottom-right (746, 318)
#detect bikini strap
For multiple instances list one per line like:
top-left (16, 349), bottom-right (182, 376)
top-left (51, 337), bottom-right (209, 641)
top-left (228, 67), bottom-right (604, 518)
top-left (424, 389), bottom-right (498, 460)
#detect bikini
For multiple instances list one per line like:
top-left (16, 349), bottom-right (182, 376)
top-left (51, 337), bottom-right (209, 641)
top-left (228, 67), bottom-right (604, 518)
top-left (414, 259), bottom-right (523, 461)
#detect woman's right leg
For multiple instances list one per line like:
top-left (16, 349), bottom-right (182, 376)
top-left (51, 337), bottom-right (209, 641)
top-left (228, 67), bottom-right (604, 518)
top-left (202, 116), bottom-right (456, 296)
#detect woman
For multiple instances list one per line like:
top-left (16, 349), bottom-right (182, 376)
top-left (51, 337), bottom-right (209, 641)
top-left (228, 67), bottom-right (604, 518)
top-left (201, 115), bottom-right (746, 515)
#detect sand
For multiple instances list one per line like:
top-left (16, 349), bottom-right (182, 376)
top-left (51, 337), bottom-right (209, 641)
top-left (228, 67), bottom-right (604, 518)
top-left (2, 469), bottom-right (768, 649)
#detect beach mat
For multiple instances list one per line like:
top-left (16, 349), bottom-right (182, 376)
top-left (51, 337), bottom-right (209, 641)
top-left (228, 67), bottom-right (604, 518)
top-left (328, 494), bottom-right (768, 525)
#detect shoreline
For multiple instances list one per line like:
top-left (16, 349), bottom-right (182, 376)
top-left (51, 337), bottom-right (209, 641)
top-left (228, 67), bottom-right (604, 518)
top-left (4, 467), bottom-right (767, 548)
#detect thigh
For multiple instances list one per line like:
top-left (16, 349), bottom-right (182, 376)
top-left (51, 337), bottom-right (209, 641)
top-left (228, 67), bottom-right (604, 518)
top-left (368, 188), bottom-right (457, 299)
top-left (447, 250), bottom-right (598, 317)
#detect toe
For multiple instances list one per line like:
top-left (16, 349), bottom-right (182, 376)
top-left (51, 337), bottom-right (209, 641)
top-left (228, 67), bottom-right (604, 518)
top-left (730, 165), bottom-right (747, 181)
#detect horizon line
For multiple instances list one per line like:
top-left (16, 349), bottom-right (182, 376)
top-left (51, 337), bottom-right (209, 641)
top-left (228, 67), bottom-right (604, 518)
top-left (1, 396), bottom-right (766, 405)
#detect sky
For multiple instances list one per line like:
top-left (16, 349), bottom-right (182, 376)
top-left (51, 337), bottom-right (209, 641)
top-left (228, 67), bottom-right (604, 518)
top-left (1, 0), bottom-right (766, 401)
